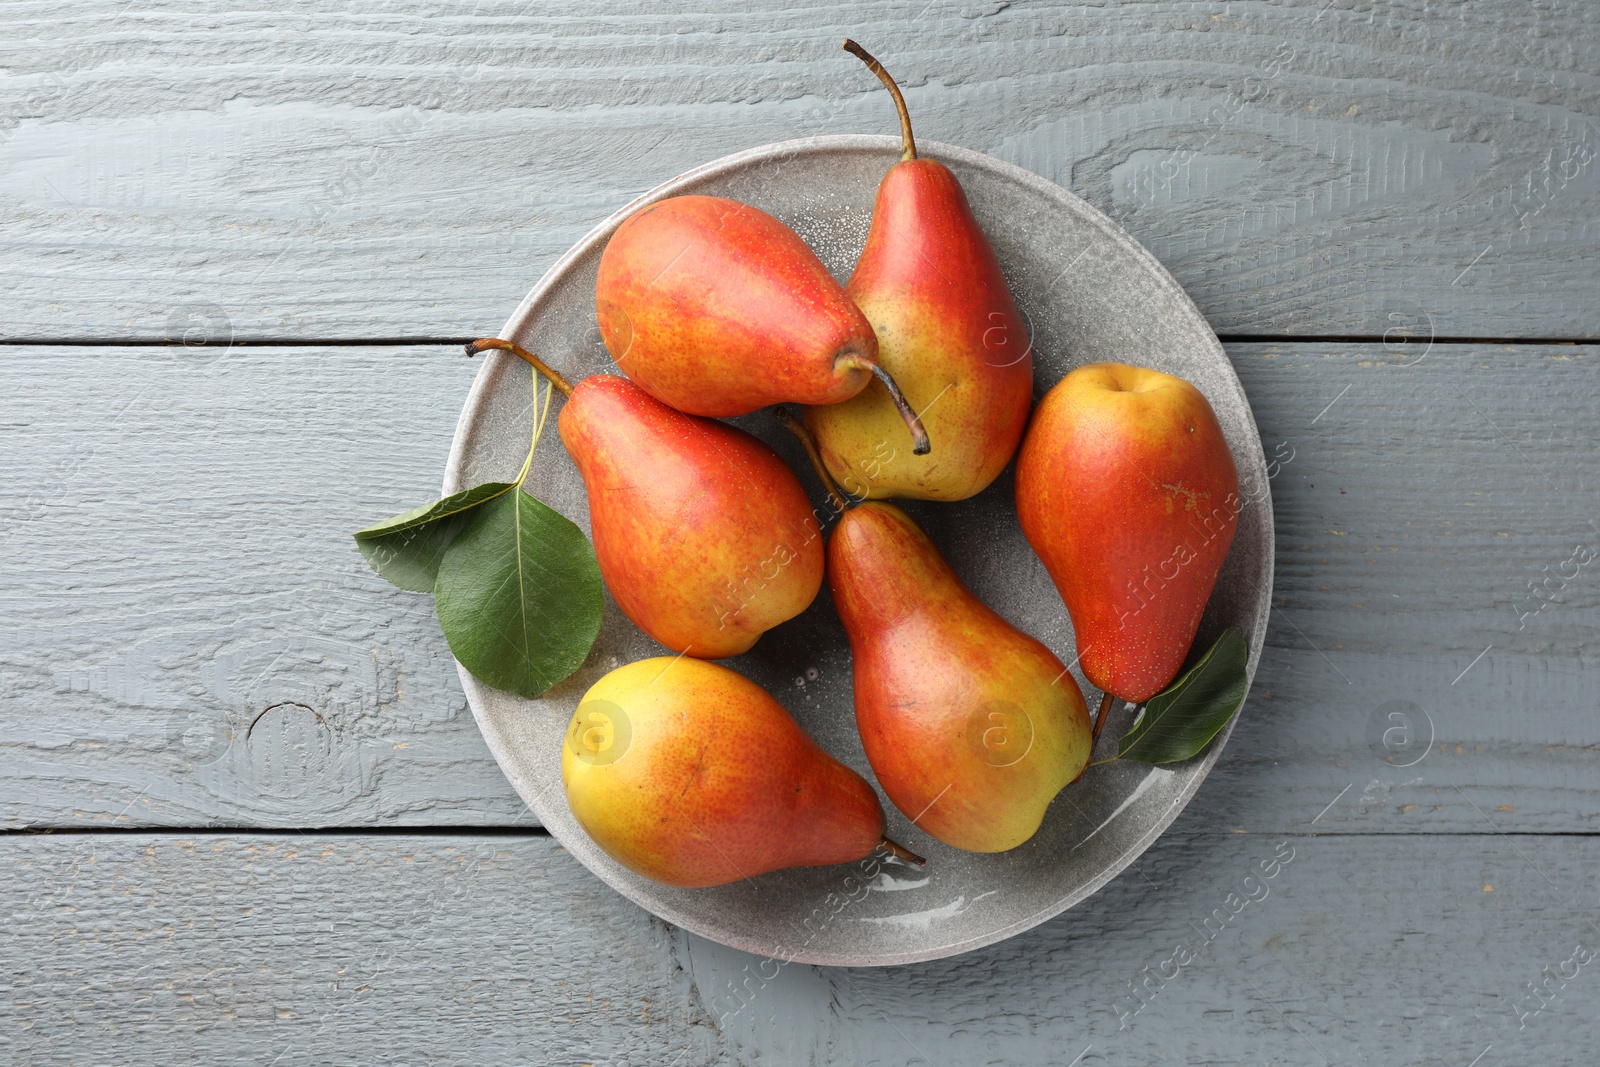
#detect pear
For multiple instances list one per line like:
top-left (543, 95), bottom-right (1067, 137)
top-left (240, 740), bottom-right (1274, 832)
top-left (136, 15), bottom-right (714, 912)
top-left (804, 41), bottom-right (1031, 501)
top-left (595, 194), bottom-right (928, 453)
top-left (562, 657), bottom-right (920, 888)
top-left (1016, 362), bottom-right (1240, 703)
top-left (830, 501), bottom-right (1092, 852)
top-left (558, 374), bottom-right (824, 659)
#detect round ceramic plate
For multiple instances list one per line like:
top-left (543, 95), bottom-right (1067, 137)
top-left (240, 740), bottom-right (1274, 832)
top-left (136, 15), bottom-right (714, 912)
top-left (443, 135), bottom-right (1274, 967)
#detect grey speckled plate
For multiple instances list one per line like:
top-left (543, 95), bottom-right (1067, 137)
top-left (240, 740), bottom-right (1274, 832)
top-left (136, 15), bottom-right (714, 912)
top-left (443, 135), bottom-right (1273, 967)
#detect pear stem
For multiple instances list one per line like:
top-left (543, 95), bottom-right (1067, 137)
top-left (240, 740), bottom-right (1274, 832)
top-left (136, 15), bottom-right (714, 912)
top-left (839, 355), bottom-right (931, 456)
top-left (1072, 693), bottom-right (1123, 783)
top-left (843, 39), bottom-right (917, 162)
top-left (878, 836), bottom-right (927, 866)
top-left (773, 406), bottom-right (851, 514)
top-left (465, 338), bottom-right (574, 398)
top-left (1090, 690), bottom-right (1116, 745)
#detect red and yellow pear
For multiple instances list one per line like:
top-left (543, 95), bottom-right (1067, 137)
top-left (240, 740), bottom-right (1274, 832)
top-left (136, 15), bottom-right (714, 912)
top-left (557, 373), bottom-right (825, 659)
top-left (595, 193), bottom-right (928, 452)
top-left (830, 501), bottom-right (1092, 852)
top-left (562, 656), bottom-right (921, 888)
top-left (1016, 363), bottom-right (1240, 704)
top-left (805, 41), bottom-right (1031, 501)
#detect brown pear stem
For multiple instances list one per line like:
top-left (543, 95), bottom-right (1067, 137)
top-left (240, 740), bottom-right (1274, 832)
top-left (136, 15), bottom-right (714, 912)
top-left (1090, 690), bottom-right (1116, 744)
top-left (839, 355), bottom-right (931, 456)
top-left (843, 40), bottom-right (917, 162)
top-left (878, 836), bottom-right (927, 866)
top-left (773, 406), bottom-right (851, 514)
top-left (465, 338), bottom-right (574, 398)
top-left (1069, 692), bottom-right (1123, 785)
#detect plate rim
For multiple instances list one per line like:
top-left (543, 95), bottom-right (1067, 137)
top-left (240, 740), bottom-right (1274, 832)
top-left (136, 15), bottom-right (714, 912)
top-left (443, 134), bottom-right (1276, 967)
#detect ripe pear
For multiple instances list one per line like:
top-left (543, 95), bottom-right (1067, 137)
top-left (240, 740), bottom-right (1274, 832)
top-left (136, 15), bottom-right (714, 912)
top-left (558, 374), bottom-right (824, 659)
top-left (830, 502), bottom-right (1092, 853)
top-left (562, 656), bottom-right (916, 888)
top-left (595, 194), bottom-right (928, 453)
top-left (1016, 363), bottom-right (1240, 703)
top-left (804, 41), bottom-right (1031, 501)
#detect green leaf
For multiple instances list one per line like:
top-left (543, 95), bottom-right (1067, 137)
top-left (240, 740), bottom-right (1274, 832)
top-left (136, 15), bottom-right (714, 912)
top-left (1117, 628), bottom-right (1249, 764)
top-left (352, 482), bottom-right (514, 592)
top-left (433, 486), bottom-right (604, 699)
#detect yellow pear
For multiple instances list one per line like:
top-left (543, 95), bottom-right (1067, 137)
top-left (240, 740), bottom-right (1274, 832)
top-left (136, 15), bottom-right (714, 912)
top-left (562, 657), bottom-right (918, 888)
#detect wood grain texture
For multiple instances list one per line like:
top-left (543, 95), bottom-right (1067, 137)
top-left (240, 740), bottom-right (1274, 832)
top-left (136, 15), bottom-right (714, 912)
top-left (1209, 340), bottom-right (1600, 837)
top-left (3, 829), bottom-right (1596, 1065)
top-left (1, 1), bottom-right (1597, 341)
top-left (0, 344), bottom-right (533, 828)
top-left (1, 342), bottom-right (1596, 834)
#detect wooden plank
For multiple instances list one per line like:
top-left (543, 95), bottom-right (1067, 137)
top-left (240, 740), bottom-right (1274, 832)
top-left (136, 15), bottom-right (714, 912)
top-left (1204, 340), bottom-right (1600, 836)
top-left (0, 344), bottom-right (534, 827)
top-left (2, 829), bottom-right (1596, 1064)
top-left (1, 2), bottom-right (1597, 340)
top-left (1, 341), bottom-right (1596, 835)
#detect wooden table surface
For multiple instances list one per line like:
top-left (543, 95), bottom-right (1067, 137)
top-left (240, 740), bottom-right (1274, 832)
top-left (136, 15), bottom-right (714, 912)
top-left (4, 3), bottom-right (1598, 1064)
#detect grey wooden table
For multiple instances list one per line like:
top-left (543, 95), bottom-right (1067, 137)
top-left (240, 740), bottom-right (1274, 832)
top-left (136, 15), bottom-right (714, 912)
top-left (4, 3), bottom-right (1598, 1064)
